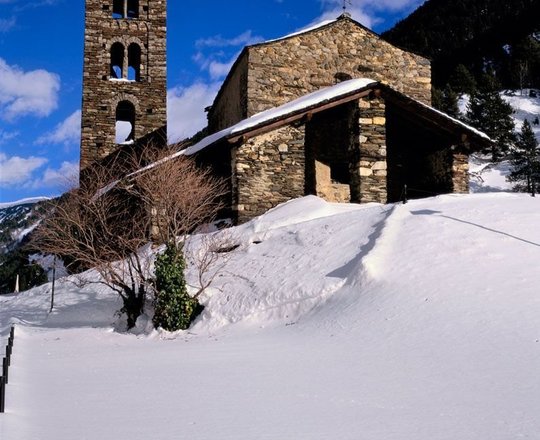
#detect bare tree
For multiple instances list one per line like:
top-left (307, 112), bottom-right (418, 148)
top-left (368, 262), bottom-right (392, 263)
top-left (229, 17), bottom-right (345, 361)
top-left (33, 164), bottom-right (152, 328)
top-left (33, 145), bottom-right (227, 329)
top-left (129, 145), bottom-right (226, 249)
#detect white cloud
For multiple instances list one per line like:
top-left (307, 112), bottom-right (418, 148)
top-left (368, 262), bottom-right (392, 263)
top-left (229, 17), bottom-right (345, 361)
top-left (0, 152), bottom-right (47, 186)
top-left (312, 5), bottom-right (376, 28)
top-left (208, 56), bottom-right (238, 80)
top-left (315, 0), bottom-right (424, 29)
top-left (196, 30), bottom-right (263, 49)
top-left (29, 161), bottom-right (79, 190)
top-left (193, 30), bottom-right (263, 81)
top-left (167, 82), bottom-right (221, 144)
top-left (0, 57), bottom-right (61, 121)
top-left (36, 110), bottom-right (81, 148)
top-left (193, 52), bottom-right (240, 81)
top-left (0, 16), bottom-right (16, 32)
top-left (321, 0), bottom-right (423, 12)
top-left (0, 129), bottom-right (18, 145)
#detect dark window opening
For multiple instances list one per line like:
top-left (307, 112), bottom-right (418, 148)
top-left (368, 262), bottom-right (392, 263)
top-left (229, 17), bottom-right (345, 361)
top-left (116, 101), bottom-right (136, 144)
top-left (127, 43), bottom-right (141, 81)
top-left (127, 0), bottom-right (139, 18)
top-left (334, 72), bottom-right (352, 83)
top-left (102, 4), bottom-right (110, 11)
top-left (112, 0), bottom-right (138, 19)
top-left (330, 163), bottom-right (350, 185)
top-left (110, 42), bottom-right (124, 79)
top-left (112, 0), bottom-right (123, 18)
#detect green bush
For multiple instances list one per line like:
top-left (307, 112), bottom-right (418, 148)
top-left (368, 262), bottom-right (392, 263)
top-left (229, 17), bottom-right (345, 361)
top-left (153, 244), bottom-right (200, 331)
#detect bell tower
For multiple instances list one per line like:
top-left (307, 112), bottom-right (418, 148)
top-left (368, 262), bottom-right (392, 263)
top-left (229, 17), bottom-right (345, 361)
top-left (80, 0), bottom-right (167, 170)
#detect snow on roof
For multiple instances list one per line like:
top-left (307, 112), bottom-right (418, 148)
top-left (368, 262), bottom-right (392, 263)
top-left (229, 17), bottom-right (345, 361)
top-left (96, 78), bottom-right (491, 199)
top-left (412, 97), bottom-right (492, 141)
top-left (94, 79), bottom-right (377, 198)
top-left (183, 78), bottom-right (378, 156)
top-left (262, 19), bottom-right (338, 45)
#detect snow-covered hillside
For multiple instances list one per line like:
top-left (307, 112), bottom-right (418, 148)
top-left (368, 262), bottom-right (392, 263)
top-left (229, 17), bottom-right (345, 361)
top-left (1, 194), bottom-right (539, 439)
top-left (0, 198), bottom-right (50, 254)
top-left (467, 90), bottom-right (540, 193)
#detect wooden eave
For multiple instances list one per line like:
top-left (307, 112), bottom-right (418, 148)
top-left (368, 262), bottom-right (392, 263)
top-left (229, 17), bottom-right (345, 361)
top-left (225, 87), bottom-right (375, 145)
top-left (196, 82), bottom-right (492, 156)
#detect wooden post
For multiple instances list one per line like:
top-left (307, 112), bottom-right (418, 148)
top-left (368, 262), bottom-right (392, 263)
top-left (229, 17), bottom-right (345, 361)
top-left (2, 358), bottom-right (7, 385)
top-left (0, 376), bottom-right (5, 413)
top-left (50, 256), bottom-right (57, 313)
top-left (403, 184), bottom-right (408, 204)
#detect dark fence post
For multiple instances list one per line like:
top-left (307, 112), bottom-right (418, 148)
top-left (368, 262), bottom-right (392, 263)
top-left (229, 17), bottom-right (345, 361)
top-left (2, 358), bottom-right (7, 385)
top-left (403, 184), bottom-right (408, 204)
top-left (0, 326), bottom-right (15, 414)
top-left (0, 376), bottom-right (5, 413)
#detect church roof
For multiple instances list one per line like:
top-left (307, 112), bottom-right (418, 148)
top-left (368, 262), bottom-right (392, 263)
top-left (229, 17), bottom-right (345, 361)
top-left (97, 79), bottom-right (491, 198)
top-left (183, 79), bottom-right (491, 156)
top-left (183, 78), bottom-right (379, 155)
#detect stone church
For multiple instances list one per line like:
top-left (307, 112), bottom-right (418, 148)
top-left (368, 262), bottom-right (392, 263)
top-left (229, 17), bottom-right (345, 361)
top-left (80, 1), bottom-right (491, 223)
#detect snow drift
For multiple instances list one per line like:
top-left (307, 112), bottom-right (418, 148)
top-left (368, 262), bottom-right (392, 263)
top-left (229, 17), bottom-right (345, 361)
top-left (1, 193), bottom-right (539, 439)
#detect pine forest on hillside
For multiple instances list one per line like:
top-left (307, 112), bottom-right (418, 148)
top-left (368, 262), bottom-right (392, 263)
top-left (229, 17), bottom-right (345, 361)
top-left (383, 0), bottom-right (540, 90)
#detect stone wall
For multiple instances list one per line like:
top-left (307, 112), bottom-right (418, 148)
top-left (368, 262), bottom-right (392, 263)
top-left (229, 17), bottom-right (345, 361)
top-left (207, 54), bottom-right (249, 133)
top-left (207, 15), bottom-right (430, 133)
top-left (354, 96), bottom-right (388, 204)
top-left (246, 16), bottom-right (430, 118)
top-left (452, 151), bottom-right (469, 193)
top-left (233, 126), bottom-right (305, 222)
top-left (80, 0), bottom-right (167, 170)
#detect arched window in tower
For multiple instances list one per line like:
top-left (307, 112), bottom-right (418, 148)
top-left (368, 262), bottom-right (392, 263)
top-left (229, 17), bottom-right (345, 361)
top-left (128, 43), bottom-right (141, 81)
top-left (116, 101), bottom-right (136, 144)
top-left (112, 0), bottom-right (123, 19)
top-left (112, 0), bottom-right (138, 19)
top-left (126, 0), bottom-right (139, 19)
top-left (110, 42), bottom-right (125, 79)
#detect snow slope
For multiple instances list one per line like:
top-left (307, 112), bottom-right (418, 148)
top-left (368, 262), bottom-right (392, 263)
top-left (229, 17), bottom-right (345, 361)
top-left (466, 90), bottom-right (540, 193)
top-left (1, 194), bottom-right (540, 439)
top-left (503, 90), bottom-right (540, 142)
top-left (0, 198), bottom-right (50, 254)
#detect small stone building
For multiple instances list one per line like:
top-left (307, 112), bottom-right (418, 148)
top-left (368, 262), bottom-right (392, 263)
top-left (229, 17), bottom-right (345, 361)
top-left (179, 15), bottom-right (491, 223)
top-left (185, 79), bottom-right (491, 223)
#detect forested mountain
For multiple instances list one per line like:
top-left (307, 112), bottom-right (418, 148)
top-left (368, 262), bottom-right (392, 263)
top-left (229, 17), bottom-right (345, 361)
top-left (382, 0), bottom-right (540, 89)
top-left (0, 199), bottom-right (52, 294)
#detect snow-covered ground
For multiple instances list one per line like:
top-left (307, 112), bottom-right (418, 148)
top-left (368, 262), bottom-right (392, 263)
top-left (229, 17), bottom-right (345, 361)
top-left (1, 194), bottom-right (540, 439)
top-left (502, 90), bottom-right (540, 140)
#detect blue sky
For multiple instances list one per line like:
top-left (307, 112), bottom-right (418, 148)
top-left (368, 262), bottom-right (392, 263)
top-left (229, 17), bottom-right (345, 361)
top-left (0, 0), bottom-right (424, 203)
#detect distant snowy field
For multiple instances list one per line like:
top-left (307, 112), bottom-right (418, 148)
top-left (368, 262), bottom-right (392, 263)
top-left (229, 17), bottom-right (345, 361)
top-left (1, 194), bottom-right (540, 439)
